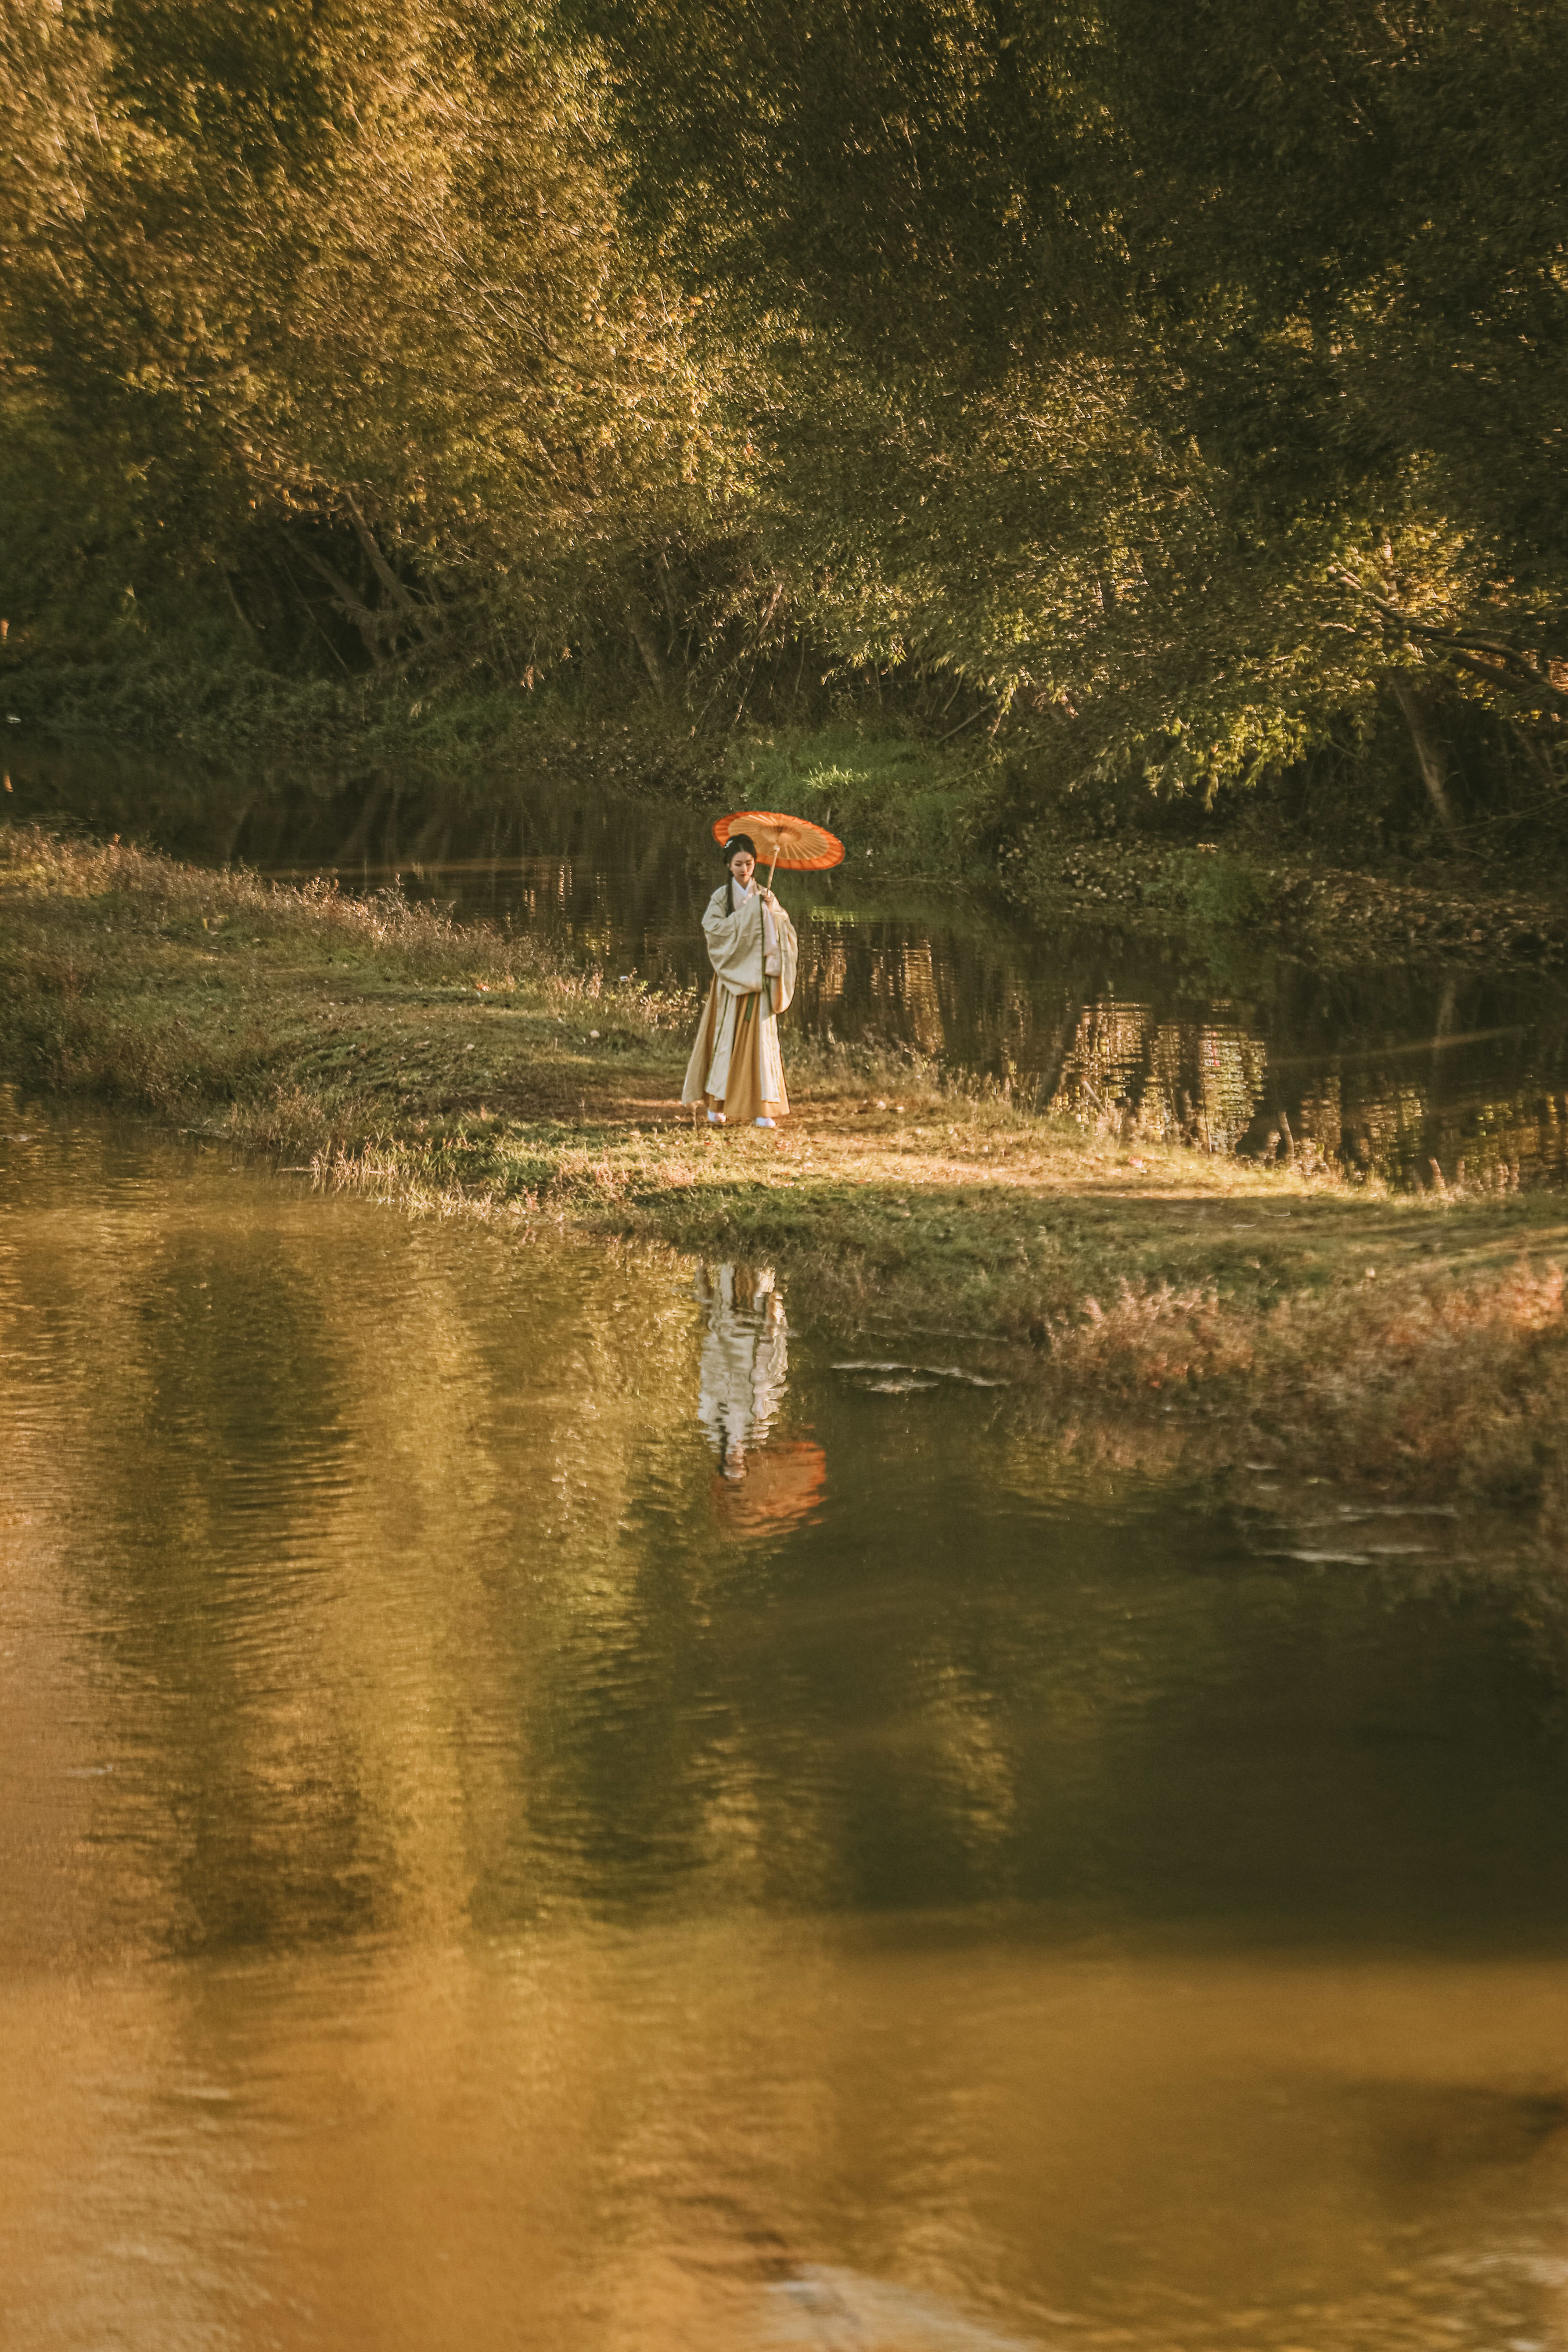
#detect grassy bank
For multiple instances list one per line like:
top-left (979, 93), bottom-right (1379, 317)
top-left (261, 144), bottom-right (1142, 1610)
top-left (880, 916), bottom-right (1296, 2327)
top-left (5, 821), bottom-right (1568, 1538)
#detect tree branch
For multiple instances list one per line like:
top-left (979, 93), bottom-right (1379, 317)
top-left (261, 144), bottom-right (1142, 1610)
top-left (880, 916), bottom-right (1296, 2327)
top-left (1331, 569), bottom-right (1568, 711)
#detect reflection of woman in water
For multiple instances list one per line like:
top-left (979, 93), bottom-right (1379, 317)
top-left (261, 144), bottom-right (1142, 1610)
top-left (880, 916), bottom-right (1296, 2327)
top-left (682, 835), bottom-right (799, 1129)
top-left (696, 1264), bottom-right (789, 1479)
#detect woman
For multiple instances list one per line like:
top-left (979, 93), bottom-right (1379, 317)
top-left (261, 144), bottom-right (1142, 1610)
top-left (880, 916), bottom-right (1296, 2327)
top-left (681, 833), bottom-right (799, 1127)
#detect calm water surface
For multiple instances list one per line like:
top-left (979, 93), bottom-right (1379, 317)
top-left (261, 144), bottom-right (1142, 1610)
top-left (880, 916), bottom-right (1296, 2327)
top-left (13, 742), bottom-right (1568, 1186)
top-left (5, 1111), bottom-right (1568, 2349)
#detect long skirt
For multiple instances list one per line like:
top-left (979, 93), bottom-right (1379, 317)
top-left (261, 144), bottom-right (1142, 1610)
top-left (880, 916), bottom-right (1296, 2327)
top-left (681, 982), bottom-right (789, 1123)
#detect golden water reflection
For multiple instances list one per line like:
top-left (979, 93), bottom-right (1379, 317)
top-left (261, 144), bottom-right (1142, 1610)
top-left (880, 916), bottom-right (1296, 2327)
top-left (7, 1116), bottom-right (1568, 2347)
top-left (5, 1939), bottom-right (1568, 2350)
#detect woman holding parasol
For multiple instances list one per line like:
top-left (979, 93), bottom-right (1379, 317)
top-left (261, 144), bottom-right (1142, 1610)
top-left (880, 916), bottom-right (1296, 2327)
top-left (681, 810), bottom-right (843, 1128)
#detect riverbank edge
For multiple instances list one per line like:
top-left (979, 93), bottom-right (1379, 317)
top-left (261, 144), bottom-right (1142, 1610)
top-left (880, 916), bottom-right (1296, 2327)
top-left (5, 821), bottom-right (1568, 1536)
top-left (10, 663), bottom-right (1568, 980)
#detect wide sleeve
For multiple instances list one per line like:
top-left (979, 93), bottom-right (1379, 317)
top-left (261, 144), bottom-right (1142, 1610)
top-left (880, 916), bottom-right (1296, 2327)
top-left (771, 900), bottom-right (799, 1015)
top-left (702, 884), bottom-right (767, 992)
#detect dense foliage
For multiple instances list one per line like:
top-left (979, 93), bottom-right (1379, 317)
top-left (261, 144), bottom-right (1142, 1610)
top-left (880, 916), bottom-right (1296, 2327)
top-left (3, 0), bottom-right (1567, 844)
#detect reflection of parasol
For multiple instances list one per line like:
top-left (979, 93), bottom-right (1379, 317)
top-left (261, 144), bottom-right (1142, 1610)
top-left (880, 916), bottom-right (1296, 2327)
top-left (710, 1438), bottom-right (827, 1538)
top-left (713, 808), bottom-right (845, 891)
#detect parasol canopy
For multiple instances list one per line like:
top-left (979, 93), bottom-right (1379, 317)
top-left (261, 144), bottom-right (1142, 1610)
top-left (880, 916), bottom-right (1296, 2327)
top-left (713, 808), bottom-right (845, 872)
top-left (710, 1439), bottom-right (828, 1537)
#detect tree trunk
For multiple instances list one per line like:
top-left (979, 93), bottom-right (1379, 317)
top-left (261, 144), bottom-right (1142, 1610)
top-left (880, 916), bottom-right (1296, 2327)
top-left (623, 599), bottom-right (667, 699)
top-left (1390, 678), bottom-right (1458, 836)
top-left (221, 569), bottom-right (262, 654)
top-left (341, 495), bottom-right (440, 642)
top-left (657, 552), bottom-right (681, 654)
top-left (293, 542), bottom-right (389, 663)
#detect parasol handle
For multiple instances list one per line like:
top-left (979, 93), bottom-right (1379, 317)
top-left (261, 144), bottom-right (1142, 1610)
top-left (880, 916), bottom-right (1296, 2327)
top-left (766, 844), bottom-right (779, 893)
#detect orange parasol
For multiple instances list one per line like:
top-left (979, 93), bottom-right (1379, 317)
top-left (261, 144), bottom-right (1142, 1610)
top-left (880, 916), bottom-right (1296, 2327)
top-left (710, 1438), bottom-right (828, 1538)
top-left (713, 808), bottom-right (845, 891)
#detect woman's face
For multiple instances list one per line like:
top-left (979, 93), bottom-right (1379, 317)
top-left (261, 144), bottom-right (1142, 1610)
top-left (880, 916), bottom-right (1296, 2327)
top-left (728, 849), bottom-right (756, 890)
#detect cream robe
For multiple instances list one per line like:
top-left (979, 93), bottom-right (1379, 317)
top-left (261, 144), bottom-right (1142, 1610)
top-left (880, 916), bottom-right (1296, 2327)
top-left (681, 878), bottom-right (799, 1121)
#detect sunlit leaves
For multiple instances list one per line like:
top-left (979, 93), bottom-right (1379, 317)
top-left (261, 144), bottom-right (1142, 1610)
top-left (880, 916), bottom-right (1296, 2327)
top-left (584, 0), bottom-right (1568, 799)
top-left (5, 0), bottom-right (1567, 797)
top-left (0, 0), bottom-right (733, 657)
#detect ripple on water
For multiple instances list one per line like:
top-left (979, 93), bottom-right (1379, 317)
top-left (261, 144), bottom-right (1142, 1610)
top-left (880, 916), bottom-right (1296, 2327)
top-left (3, 1111), bottom-right (1568, 2350)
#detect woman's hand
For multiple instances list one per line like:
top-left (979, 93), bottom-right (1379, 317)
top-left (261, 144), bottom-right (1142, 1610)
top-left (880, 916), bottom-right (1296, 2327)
top-left (758, 886), bottom-right (777, 908)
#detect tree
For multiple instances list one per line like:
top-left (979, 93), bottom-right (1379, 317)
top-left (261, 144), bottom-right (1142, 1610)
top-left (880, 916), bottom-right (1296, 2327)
top-left (0, 0), bottom-right (732, 677)
top-left (579, 0), bottom-right (1568, 811)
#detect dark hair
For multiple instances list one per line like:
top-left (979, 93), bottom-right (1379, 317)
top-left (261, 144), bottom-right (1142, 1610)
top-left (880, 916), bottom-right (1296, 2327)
top-left (722, 832), bottom-right (760, 916)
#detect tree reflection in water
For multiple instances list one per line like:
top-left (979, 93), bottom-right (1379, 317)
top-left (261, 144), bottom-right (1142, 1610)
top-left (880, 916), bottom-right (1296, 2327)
top-left (10, 1122), bottom-right (1568, 2347)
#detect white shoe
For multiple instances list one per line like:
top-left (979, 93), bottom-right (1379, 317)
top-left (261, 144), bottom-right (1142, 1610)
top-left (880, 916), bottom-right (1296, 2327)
top-left (754, 1116), bottom-right (776, 1128)
top-left (707, 1110), bottom-right (726, 1125)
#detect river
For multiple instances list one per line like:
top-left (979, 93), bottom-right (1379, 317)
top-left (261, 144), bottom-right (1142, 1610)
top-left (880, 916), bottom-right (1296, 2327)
top-left (5, 1108), bottom-right (1568, 2350)
top-left (11, 740), bottom-right (1568, 1187)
